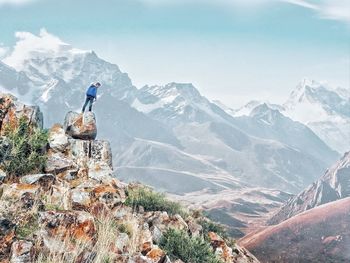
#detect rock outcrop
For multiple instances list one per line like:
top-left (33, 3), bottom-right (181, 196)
top-left (0, 93), bottom-right (43, 134)
top-left (268, 152), bottom-right (350, 225)
top-left (64, 111), bottom-right (97, 140)
top-left (0, 95), bottom-right (259, 263)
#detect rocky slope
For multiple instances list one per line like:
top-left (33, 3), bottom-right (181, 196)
top-left (238, 197), bottom-right (350, 263)
top-left (268, 151), bottom-right (350, 225)
top-left (0, 93), bottom-right (259, 263)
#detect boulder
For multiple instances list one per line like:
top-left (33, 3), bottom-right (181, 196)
top-left (208, 232), bottom-right (259, 263)
top-left (88, 161), bottom-right (114, 182)
top-left (20, 174), bottom-right (55, 190)
top-left (145, 247), bottom-right (166, 263)
top-left (0, 93), bottom-right (43, 134)
top-left (45, 152), bottom-right (76, 174)
top-left (10, 240), bottom-right (33, 263)
top-left (69, 139), bottom-right (113, 168)
top-left (145, 212), bottom-right (188, 233)
top-left (187, 218), bottom-right (203, 237)
top-left (64, 111), bottom-right (97, 140)
top-left (1, 183), bottom-right (39, 201)
top-left (115, 232), bottom-right (129, 253)
top-left (48, 124), bottom-right (69, 152)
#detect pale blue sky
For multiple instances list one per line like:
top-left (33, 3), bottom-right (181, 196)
top-left (0, 0), bottom-right (349, 106)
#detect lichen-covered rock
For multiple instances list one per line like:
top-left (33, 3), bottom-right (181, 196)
top-left (0, 169), bottom-right (6, 183)
top-left (209, 232), bottom-right (259, 263)
top-left (145, 212), bottom-right (188, 233)
top-left (10, 240), bottom-right (33, 263)
top-left (64, 111), bottom-right (97, 140)
top-left (88, 161), bottom-right (114, 182)
top-left (45, 152), bottom-right (76, 174)
top-left (145, 247), bottom-right (166, 263)
top-left (150, 225), bottom-right (163, 244)
top-left (20, 174), bottom-right (55, 191)
top-left (1, 183), bottom-right (39, 201)
top-left (0, 218), bottom-right (16, 261)
top-left (128, 254), bottom-right (153, 263)
top-left (48, 124), bottom-right (69, 152)
top-left (0, 93), bottom-right (43, 135)
top-left (69, 139), bottom-right (113, 168)
top-left (115, 232), bottom-right (129, 253)
top-left (38, 211), bottom-right (96, 253)
top-left (187, 218), bottom-right (203, 237)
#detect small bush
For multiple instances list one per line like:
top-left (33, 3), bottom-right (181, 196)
top-left (159, 228), bottom-right (222, 263)
top-left (16, 214), bottom-right (39, 239)
top-left (199, 219), bottom-right (229, 241)
top-left (125, 186), bottom-right (187, 217)
top-left (1, 118), bottom-right (48, 177)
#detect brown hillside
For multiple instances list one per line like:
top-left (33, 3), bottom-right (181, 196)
top-left (239, 197), bottom-right (350, 263)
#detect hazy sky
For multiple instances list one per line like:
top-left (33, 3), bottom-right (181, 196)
top-left (0, 0), bottom-right (349, 107)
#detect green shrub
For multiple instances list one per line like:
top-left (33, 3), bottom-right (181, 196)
top-left (159, 228), bottom-right (222, 263)
top-left (198, 219), bottom-right (229, 241)
top-left (16, 214), bottom-right (39, 239)
top-left (1, 118), bottom-right (48, 177)
top-left (125, 186), bottom-right (187, 217)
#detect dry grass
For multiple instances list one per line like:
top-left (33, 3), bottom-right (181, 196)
top-left (92, 213), bottom-right (119, 263)
top-left (35, 212), bottom-right (123, 263)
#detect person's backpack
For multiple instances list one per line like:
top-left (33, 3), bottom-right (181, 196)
top-left (86, 85), bottom-right (97, 97)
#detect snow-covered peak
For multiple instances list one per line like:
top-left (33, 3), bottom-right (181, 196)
top-left (232, 100), bottom-right (283, 117)
top-left (212, 100), bottom-right (236, 116)
top-left (3, 29), bottom-right (89, 73)
top-left (142, 83), bottom-right (202, 102)
top-left (285, 78), bottom-right (326, 106)
top-left (133, 82), bottom-right (231, 125)
top-left (284, 78), bottom-right (350, 121)
top-left (249, 103), bottom-right (284, 125)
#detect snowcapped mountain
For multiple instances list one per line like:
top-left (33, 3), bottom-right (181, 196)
top-left (129, 81), bottom-right (337, 192)
top-left (232, 103), bottom-right (338, 166)
top-left (283, 78), bottom-right (350, 154)
top-left (226, 79), bottom-right (350, 154)
top-left (0, 30), bottom-right (343, 231)
top-left (133, 83), bottom-right (234, 126)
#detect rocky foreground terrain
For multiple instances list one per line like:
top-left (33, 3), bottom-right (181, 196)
top-left (0, 93), bottom-right (259, 263)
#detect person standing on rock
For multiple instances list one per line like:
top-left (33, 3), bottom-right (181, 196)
top-left (82, 82), bottom-right (101, 112)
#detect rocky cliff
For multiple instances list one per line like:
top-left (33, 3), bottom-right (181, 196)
top-left (0, 93), bottom-right (259, 263)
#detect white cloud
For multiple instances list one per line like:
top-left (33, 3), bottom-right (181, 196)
top-left (139, 0), bottom-right (350, 23)
top-left (282, 0), bottom-right (318, 10)
top-left (0, 44), bottom-right (8, 58)
top-left (318, 0), bottom-right (350, 23)
top-left (2, 28), bottom-right (82, 71)
top-left (0, 0), bottom-right (36, 6)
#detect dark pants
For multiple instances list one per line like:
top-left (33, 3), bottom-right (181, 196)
top-left (82, 96), bottom-right (94, 112)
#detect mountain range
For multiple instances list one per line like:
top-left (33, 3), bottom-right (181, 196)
top-left (0, 30), bottom-right (348, 234)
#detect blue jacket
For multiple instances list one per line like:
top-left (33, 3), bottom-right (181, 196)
top-left (86, 85), bottom-right (97, 98)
